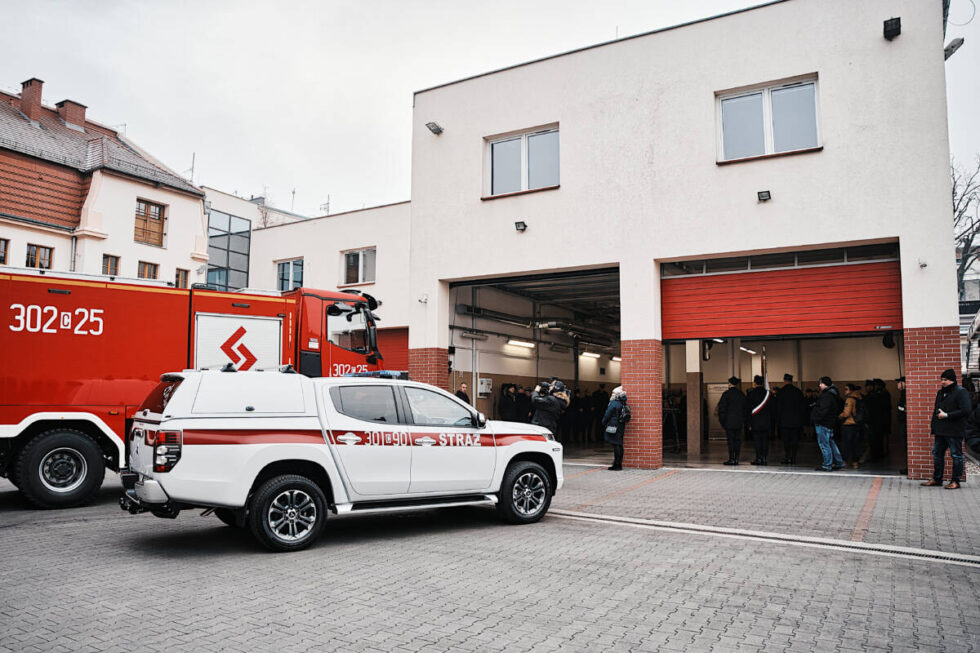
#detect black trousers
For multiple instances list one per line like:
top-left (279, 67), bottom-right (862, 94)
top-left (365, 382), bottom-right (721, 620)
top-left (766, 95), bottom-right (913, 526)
top-left (725, 428), bottom-right (741, 460)
top-left (933, 436), bottom-right (965, 482)
top-left (780, 426), bottom-right (800, 459)
top-left (753, 428), bottom-right (769, 459)
top-left (611, 444), bottom-right (623, 468)
top-left (840, 424), bottom-right (861, 464)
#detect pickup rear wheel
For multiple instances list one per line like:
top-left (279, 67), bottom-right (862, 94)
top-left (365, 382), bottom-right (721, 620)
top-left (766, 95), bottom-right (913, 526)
top-left (16, 429), bottom-right (106, 509)
top-left (247, 475), bottom-right (326, 552)
top-left (497, 460), bottom-right (552, 524)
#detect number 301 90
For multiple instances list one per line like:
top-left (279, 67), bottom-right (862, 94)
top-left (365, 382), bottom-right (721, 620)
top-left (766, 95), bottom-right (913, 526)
top-left (8, 304), bottom-right (104, 336)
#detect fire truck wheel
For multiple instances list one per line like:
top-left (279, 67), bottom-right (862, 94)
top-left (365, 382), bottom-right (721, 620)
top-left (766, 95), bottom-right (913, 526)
top-left (215, 508), bottom-right (246, 528)
top-left (497, 460), bottom-right (552, 525)
top-left (16, 429), bottom-right (106, 509)
top-left (247, 475), bottom-right (327, 552)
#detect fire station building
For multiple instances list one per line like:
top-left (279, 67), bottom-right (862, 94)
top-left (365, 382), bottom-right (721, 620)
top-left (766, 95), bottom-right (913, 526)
top-left (251, 0), bottom-right (956, 478)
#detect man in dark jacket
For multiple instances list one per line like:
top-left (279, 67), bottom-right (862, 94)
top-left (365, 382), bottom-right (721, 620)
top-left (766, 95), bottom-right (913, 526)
top-left (455, 383), bottom-right (470, 405)
top-left (515, 386), bottom-right (532, 423)
top-left (812, 376), bottom-right (844, 471)
top-left (896, 376), bottom-right (907, 474)
top-left (499, 384), bottom-right (518, 422)
top-left (717, 376), bottom-right (747, 466)
top-left (531, 382), bottom-right (566, 439)
top-left (746, 375), bottom-right (772, 466)
top-left (775, 373), bottom-right (807, 465)
top-left (922, 369), bottom-right (971, 489)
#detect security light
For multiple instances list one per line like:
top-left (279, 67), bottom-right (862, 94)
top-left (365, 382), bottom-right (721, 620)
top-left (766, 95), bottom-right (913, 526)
top-left (514, 221), bottom-right (528, 232)
top-left (757, 190), bottom-right (771, 202)
top-left (425, 121), bottom-right (443, 135)
top-left (945, 38), bottom-right (964, 60)
top-left (507, 339), bottom-right (536, 348)
top-left (883, 17), bottom-right (901, 41)
top-left (580, 352), bottom-right (600, 359)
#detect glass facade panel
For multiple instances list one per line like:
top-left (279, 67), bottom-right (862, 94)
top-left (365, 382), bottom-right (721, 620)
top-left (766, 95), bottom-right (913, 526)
top-left (721, 93), bottom-right (765, 160)
top-left (750, 252), bottom-right (797, 269)
top-left (527, 130), bottom-right (559, 189)
top-left (771, 83), bottom-right (818, 153)
top-left (491, 138), bottom-right (521, 195)
top-left (206, 209), bottom-right (250, 290)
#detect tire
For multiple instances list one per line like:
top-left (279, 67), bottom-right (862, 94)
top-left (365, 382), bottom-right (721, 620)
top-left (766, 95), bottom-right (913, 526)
top-left (247, 475), bottom-right (327, 552)
top-left (16, 429), bottom-right (106, 509)
top-left (215, 508), bottom-right (246, 528)
top-left (497, 460), bottom-right (552, 525)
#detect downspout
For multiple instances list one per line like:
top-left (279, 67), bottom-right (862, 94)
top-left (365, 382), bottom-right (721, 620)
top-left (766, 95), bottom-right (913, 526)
top-left (70, 235), bottom-right (77, 272)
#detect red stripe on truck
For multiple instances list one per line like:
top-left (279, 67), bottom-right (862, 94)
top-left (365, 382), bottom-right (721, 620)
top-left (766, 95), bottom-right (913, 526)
top-left (182, 430), bottom-right (326, 445)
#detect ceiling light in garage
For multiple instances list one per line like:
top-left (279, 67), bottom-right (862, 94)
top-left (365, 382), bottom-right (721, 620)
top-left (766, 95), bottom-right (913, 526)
top-left (611, 356), bottom-right (621, 362)
top-left (460, 331), bottom-right (488, 340)
top-left (507, 339), bottom-right (536, 348)
top-left (712, 338), bottom-right (725, 343)
top-left (740, 346), bottom-right (757, 355)
top-left (581, 352), bottom-right (600, 358)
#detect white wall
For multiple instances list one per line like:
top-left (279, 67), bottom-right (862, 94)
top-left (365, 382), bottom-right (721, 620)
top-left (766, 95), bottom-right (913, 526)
top-left (0, 222), bottom-right (72, 270)
top-left (409, 0), bottom-right (955, 348)
top-left (75, 170), bottom-right (207, 283)
top-left (248, 201), bottom-right (411, 327)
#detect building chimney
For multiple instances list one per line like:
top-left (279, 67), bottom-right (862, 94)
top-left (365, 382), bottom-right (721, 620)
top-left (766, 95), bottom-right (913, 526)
top-left (56, 99), bottom-right (87, 127)
top-left (20, 77), bottom-right (44, 121)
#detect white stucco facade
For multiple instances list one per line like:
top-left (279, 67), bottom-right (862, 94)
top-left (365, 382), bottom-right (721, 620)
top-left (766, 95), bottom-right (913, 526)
top-left (408, 0), bottom-right (955, 348)
top-left (248, 201), bottom-right (411, 328)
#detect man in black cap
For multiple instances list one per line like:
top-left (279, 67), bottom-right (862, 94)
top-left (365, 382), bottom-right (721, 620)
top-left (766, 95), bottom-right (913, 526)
top-left (775, 373), bottom-right (807, 465)
top-left (896, 376), bottom-right (907, 474)
top-left (922, 368), bottom-right (971, 489)
top-left (746, 375), bottom-right (772, 465)
top-left (812, 376), bottom-right (844, 471)
top-left (717, 376), bottom-right (747, 465)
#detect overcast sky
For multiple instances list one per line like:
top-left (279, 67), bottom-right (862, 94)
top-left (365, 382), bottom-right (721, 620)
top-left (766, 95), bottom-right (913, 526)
top-left (2, 0), bottom-right (978, 216)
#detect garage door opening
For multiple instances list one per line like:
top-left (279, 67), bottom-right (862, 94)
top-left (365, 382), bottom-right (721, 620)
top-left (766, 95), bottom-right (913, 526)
top-left (448, 268), bottom-right (620, 459)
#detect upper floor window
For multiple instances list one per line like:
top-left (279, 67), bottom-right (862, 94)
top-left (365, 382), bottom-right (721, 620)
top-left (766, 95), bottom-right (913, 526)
top-left (487, 127), bottom-right (559, 196)
top-left (134, 200), bottom-right (166, 246)
top-left (102, 254), bottom-right (119, 276)
top-left (0, 238), bottom-right (8, 265)
top-left (277, 258), bottom-right (303, 291)
top-left (343, 248), bottom-right (376, 285)
top-left (25, 244), bottom-right (52, 269)
top-left (718, 79), bottom-right (819, 161)
top-left (138, 261), bottom-right (158, 280)
top-left (175, 268), bottom-right (189, 288)
top-left (207, 209), bottom-right (250, 291)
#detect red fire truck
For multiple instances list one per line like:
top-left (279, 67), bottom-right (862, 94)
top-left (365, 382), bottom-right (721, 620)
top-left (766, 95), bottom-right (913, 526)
top-left (0, 268), bottom-right (386, 508)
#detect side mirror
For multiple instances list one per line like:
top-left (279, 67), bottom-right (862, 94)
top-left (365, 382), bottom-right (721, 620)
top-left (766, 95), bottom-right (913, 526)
top-left (361, 292), bottom-right (379, 311)
top-left (327, 302), bottom-right (354, 316)
top-left (476, 412), bottom-right (487, 428)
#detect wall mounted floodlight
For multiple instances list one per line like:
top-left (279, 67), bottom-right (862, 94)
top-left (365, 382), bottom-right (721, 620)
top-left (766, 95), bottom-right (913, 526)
top-left (507, 339), bottom-right (536, 349)
top-left (425, 121), bottom-right (443, 135)
top-left (883, 17), bottom-right (901, 41)
top-left (757, 190), bottom-right (771, 202)
top-left (945, 37), bottom-right (964, 60)
top-left (580, 352), bottom-right (600, 359)
top-left (514, 221), bottom-right (527, 232)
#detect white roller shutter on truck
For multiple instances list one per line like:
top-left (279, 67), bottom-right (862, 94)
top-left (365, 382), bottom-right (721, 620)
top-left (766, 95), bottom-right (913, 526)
top-left (194, 313), bottom-right (283, 370)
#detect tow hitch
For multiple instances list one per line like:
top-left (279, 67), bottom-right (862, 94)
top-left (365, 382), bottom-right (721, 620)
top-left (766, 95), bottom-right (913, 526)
top-left (119, 490), bottom-right (148, 514)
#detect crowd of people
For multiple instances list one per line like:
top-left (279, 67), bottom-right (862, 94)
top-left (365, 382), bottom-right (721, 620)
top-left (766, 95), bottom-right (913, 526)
top-left (495, 381), bottom-right (614, 444)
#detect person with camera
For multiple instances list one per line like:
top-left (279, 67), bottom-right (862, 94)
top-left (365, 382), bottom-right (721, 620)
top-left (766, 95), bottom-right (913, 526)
top-left (531, 379), bottom-right (569, 440)
top-left (601, 386), bottom-right (629, 470)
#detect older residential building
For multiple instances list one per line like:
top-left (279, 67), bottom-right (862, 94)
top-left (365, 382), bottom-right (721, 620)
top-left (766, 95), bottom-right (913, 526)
top-left (0, 78), bottom-right (207, 286)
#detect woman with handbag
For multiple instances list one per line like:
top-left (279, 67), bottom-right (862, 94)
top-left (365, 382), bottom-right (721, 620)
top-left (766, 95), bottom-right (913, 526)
top-left (602, 386), bottom-right (629, 470)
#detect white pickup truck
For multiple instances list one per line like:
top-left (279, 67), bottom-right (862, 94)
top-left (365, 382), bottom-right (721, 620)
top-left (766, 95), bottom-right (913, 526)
top-left (120, 370), bottom-right (563, 551)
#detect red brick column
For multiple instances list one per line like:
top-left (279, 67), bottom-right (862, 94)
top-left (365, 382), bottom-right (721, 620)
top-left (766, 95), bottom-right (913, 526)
top-left (903, 326), bottom-right (961, 480)
top-left (408, 348), bottom-right (449, 391)
top-left (621, 339), bottom-right (664, 470)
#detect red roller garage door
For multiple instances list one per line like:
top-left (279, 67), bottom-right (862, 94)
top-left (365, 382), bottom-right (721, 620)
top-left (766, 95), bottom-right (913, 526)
top-left (661, 261), bottom-right (902, 339)
top-left (377, 327), bottom-right (409, 371)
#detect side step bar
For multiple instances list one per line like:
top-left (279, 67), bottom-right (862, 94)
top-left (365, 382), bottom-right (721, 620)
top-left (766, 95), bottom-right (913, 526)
top-left (336, 493), bottom-right (497, 516)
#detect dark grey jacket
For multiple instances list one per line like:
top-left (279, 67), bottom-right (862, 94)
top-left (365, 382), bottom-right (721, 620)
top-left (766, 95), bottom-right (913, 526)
top-left (811, 386), bottom-right (841, 428)
top-left (530, 391), bottom-right (563, 435)
top-left (930, 383), bottom-right (972, 439)
top-left (717, 387), bottom-right (747, 430)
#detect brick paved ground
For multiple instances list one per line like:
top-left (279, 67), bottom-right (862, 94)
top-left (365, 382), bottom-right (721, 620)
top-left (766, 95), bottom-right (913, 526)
top-left (1, 469), bottom-right (979, 652)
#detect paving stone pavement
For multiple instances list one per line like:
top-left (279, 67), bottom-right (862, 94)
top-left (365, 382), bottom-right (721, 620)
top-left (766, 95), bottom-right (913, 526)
top-left (556, 465), bottom-right (980, 556)
top-left (1, 470), bottom-right (979, 652)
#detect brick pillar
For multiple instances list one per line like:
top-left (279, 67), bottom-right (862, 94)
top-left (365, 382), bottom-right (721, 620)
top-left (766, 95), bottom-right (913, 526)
top-left (408, 348), bottom-right (449, 391)
top-left (686, 372), bottom-right (703, 456)
top-left (903, 326), bottom-right (961, 480)
top-left (622, 339), bottom-right (663, 470)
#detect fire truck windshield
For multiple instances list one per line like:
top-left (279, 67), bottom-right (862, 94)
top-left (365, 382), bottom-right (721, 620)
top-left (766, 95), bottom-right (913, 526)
top-left (326, 305), bottom-right (370, 352)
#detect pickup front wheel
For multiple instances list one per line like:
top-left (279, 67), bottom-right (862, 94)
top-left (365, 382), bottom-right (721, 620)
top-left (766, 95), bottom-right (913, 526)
top-left (247, 475), bottom-right (326, 552)
top-left (497, 461), bottom-right (552, 524)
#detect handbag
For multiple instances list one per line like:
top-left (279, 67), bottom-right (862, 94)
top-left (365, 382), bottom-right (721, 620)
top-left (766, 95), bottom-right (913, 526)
top-left (605, 424), bottom-right (618, 435)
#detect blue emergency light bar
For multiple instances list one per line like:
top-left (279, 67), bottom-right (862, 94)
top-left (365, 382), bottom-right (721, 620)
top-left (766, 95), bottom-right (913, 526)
top-left (344, 370), bottom-right (410, 380)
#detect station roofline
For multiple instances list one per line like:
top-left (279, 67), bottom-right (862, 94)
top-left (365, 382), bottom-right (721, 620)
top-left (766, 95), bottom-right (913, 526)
top-left (413, 0), bottom-right (791, 97)
top-left (251, 199), bottom-right (410, 231)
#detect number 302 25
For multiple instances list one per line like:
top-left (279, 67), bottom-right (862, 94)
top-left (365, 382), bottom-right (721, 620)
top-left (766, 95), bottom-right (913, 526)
top-left (8, 304), bottom-right (104, 336)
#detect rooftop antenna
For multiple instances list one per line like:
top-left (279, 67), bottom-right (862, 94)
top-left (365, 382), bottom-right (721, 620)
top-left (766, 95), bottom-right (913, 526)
top-left (184, 152), bottom-right (195, 183)
top-left (291, 188), bottom-right (296, 212)
top-left (319, 194), bottom-right (330, 215)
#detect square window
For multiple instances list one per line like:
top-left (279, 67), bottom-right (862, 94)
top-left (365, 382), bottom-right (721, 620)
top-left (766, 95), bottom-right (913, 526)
top-left (718, 80), bottom-right (819, 161)
top-left (0, 238), bottom-right (8, 265)
top-left (102, 254), bottom-right (119, 276)
top-left (278, 259), bottom-right (303, 291)
top-left (138, 261), bottom-right (158, 279)
top-left (25, 244), bottom-right (52, 269)
top-left (343, 248), bottom-right (376, 285)
top-left (487, 128), bottom-right (559, 196)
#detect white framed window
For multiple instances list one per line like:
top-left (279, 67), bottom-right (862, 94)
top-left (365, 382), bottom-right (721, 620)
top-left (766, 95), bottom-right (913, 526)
top-left (717, 79), bottom-right (819, 161)
top-left (486, 127), bottom-right (559, 196)
top-left (277, 258), bottom-right (303, 291)
top-left (343, 247), bottom-right (376, 285)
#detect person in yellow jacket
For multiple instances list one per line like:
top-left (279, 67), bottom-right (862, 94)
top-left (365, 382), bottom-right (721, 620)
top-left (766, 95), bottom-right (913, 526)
top-left (839, 384), bottom-right (864, 468)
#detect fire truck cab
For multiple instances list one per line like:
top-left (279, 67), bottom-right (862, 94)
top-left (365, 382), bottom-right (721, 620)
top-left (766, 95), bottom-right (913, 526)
top-left (0, 268), bottom-right (385, 509)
